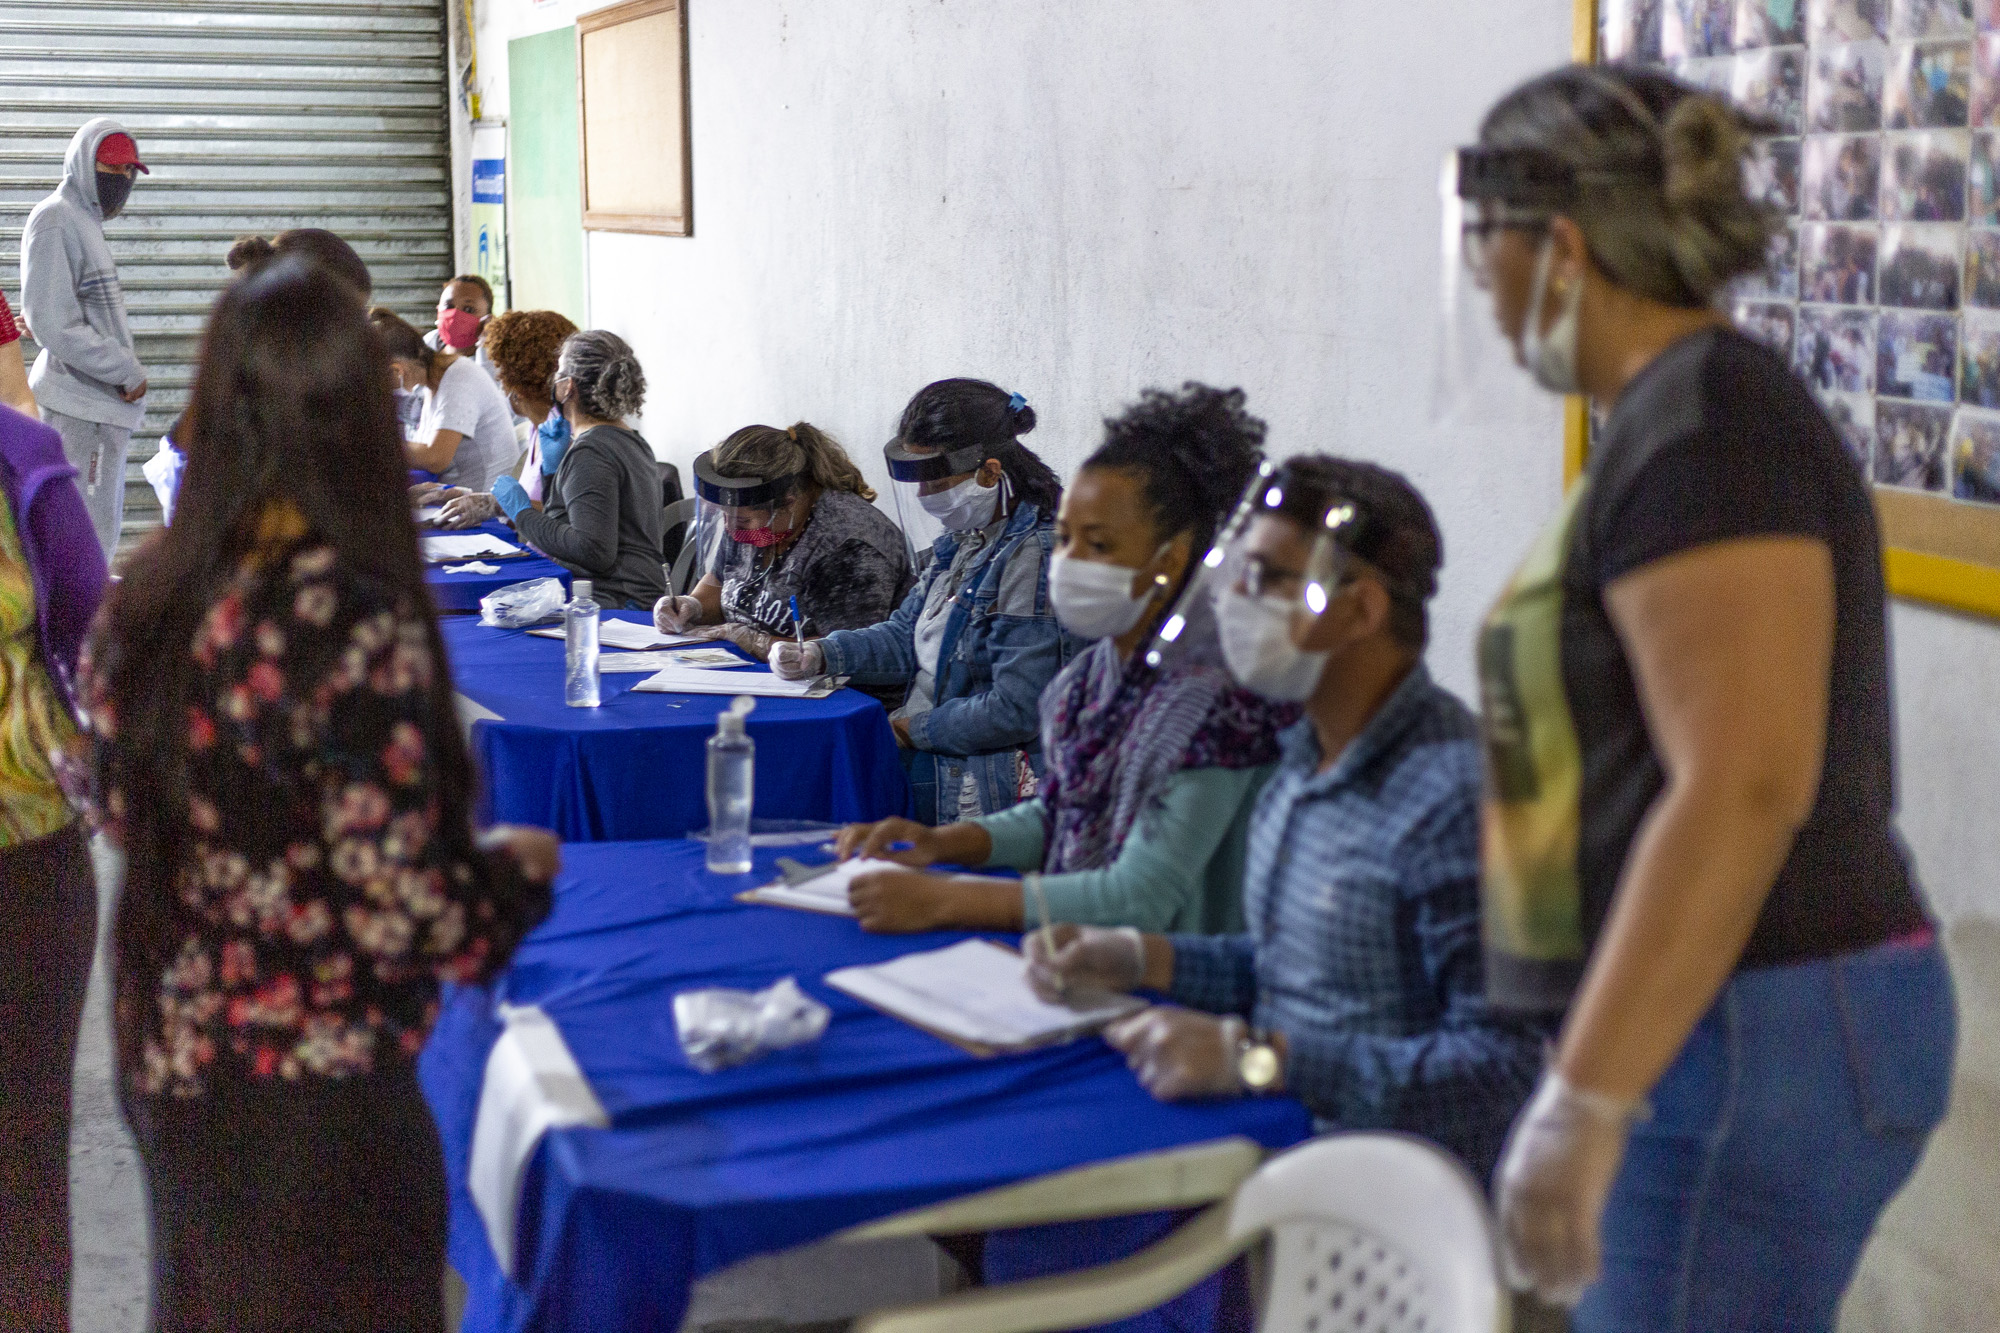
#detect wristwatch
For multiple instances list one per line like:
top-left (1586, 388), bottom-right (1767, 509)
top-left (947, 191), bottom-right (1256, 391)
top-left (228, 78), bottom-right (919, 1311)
top-left (1236, 1027), bottom-right (1282, 1095)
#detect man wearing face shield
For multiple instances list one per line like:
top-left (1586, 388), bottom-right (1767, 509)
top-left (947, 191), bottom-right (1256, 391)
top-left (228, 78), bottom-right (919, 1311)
top-left (769, 379), bottom-right (1077, 823)
top-left (1452, 67), bottom-right (1947, 1328)
top-left (21, 119), bottom-right (150, 561)
top-left (1026, 456), bottom-right (1546, 1186)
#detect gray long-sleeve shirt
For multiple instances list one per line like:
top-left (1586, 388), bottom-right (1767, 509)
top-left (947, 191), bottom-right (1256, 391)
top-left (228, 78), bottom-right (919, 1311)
top-left (512, 423), bottom-right (666, 610)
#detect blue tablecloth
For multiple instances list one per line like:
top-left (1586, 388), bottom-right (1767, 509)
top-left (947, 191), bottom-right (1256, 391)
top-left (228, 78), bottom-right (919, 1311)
top-left (443, 612), bottom-right (911, 841)
top-left (424, 519), bottom-right (573, 613)
top-left (419, 839), bottom-right (1312, 1333)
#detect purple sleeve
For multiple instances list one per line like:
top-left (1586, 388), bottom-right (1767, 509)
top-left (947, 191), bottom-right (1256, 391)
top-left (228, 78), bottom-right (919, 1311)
top-left (27, 471), bottom-right (108, 689)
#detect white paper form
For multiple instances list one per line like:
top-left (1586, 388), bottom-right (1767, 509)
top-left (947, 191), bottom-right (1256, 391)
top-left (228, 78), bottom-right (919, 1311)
top-left (825, 939), bottom-right (1144, 1052)
top-left (737, 857), bottom-right (908, 916)
top-left (629, 665), bottom-right (836, 698)
top-left (526, 621), bottom-right (702, 651)
top-left (423, 532), bottom-right (522, 561)
top-left (597, 648), bottom-right (753, 673)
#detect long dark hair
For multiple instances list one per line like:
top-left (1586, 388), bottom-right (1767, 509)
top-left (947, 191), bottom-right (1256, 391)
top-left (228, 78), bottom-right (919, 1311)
top-left (95, 255), bottom-right (470, 1051)
top-left (896, 378), bottom-right (1062, 513)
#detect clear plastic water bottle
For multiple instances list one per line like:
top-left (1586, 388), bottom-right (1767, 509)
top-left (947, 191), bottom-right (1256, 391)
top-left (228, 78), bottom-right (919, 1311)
top-left (564, 579), bottom-right (601, 708)
top-left (705, 696), bottom-right (756, 874)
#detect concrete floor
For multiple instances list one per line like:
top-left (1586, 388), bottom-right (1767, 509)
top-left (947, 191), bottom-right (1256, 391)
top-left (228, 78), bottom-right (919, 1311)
top-left (66, 844), bottom-right (2000, 1331)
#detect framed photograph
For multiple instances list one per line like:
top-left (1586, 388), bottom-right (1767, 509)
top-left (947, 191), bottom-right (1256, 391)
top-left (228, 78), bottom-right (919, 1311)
top-left (1796, 304), bottom-right (1880, 389)
top-left (577, 0), bottom-right (692, 237)
top-left (1748, 137), bottom-right (1806, 209)
top-left (1821, 388), bottom-right (1881, 466)
top-left (1877, 308), bottom-right (1960, 396)
top-left (1889, 0), bottom-right (1975, 39)
top-left (1737, 46), bottom-right (1810, 130)
top-left (1804, 133), bottom-right (1884, 216)
top-left (1953, 406), bottom-right (2000, 497)
top-left (1883, 41), bottom-right (1974, 126)
top-left (1584, 0), bottom-right (2000, 614)
top-left (1876, 400), bottom-right (1955, 486)
top-left (1877, 221), bottom-right (1963, 303)
top-left (1666, 0), bottom-right (1741, 56)
top-left (1881, 129), bottom-right (1969, 218)
top-left (1809, 42), bottom-right (1889, 131)
top-left (1812, 0), bottom-right (1892, 42)
top-left (1736, 299), bottom-right (1800, 356)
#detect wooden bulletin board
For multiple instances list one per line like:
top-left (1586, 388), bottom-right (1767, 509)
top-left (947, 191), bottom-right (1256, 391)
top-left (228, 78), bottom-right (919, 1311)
top-left (578, 0), bottom-right (693, 236)
top-left (1572, 0), bottom-right (2000, 619)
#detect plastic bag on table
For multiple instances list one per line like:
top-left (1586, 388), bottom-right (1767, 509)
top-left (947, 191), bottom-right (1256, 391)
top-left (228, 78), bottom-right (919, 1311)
top-left (673, 976), bottom-right (831, 1072)
top-left (479, 576), bottom-right (567, 629)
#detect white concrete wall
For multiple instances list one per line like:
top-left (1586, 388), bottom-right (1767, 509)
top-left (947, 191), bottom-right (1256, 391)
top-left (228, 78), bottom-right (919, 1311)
top-left (461, 0), bottom-right (1998, 1320)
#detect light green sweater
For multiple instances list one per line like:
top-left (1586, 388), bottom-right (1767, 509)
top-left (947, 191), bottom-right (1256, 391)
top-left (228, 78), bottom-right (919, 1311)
top-left (969, 765), bottom-right (1275, 934)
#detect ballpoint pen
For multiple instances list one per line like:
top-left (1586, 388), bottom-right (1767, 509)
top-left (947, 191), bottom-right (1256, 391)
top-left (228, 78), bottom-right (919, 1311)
top-left (789, 595), bottom-right (805, 650)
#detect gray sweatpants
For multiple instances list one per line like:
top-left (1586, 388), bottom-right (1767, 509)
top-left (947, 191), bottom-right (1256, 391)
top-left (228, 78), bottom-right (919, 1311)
top-left (44, 410), bottom-right (131, 562)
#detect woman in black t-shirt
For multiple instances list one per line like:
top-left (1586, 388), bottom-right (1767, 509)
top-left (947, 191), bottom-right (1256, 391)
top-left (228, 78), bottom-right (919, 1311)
top-left (1457, 67), bottom-right (1952, 1328)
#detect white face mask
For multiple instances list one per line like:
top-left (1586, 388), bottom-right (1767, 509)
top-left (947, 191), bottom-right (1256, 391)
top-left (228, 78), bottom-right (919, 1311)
top-left (1216, 587), bottom-right (1331, 702)
top-left (917, 474), bottom-right (1000, 533)
top-left (1049, 552), bottom-right (1159, 640)
top-left (1516, 234), bottom-right (1582, 395)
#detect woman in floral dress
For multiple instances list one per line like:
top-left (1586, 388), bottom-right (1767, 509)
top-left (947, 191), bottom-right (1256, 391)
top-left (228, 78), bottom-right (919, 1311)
top-left (82, 254), bottom-right (559, 1332)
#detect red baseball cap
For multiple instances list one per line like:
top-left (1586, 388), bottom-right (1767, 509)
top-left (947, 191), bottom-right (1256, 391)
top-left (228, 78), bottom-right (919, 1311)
top-left (95, 132), bottom-right (149, 174)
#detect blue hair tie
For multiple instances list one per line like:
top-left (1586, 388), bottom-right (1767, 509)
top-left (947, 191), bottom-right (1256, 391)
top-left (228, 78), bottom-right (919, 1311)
top-left (1008, 392), bottom-right (1027, 412)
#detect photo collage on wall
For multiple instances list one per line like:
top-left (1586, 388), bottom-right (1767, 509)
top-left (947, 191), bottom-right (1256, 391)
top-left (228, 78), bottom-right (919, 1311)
top-left (1600, 0), bottom-right (2000, 505)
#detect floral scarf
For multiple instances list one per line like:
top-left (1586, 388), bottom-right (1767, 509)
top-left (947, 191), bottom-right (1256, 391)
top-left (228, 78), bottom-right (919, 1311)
top-left (1034, 637), bottom-right (1298, 874)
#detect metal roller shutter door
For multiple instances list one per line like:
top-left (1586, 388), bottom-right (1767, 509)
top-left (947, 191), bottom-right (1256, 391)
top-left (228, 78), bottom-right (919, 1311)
top-left (0, 0), bottom-right (453, 546)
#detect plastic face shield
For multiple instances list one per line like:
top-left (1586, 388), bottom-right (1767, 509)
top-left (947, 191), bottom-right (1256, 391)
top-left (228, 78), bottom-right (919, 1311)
top-left (1434, 145), bottom-right (1573, 426)
top-left (883, 435), bottom-right (998, 567)
top-left (1145, 460), bottom-right (1368, 673)
top-left (691, 449), bottom-right (807, 585)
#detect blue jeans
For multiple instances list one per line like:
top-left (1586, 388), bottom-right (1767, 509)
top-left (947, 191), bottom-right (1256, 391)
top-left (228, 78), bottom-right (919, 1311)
top-left (1576, 933), bottom-right (1955, 1333)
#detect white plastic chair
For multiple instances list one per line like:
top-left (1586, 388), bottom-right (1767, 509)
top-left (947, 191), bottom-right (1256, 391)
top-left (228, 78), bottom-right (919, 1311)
top-left (854, 1134), bottom-right (1509, 1333)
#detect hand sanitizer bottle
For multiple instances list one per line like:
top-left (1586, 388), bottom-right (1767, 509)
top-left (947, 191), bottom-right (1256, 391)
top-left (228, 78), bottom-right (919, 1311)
top-left (706, 696), bottom-right (756, 874)
top-left (564, 579), bottom-right (601, 708)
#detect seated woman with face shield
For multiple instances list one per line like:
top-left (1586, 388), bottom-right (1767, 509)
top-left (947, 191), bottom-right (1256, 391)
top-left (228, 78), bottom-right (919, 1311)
top-left (767, 380), bottom-right (1077, 823)
top-left (832, 383), bottom-right (1297, 936)
top-left (483, 330), bottom-right (665, 610)
top-left (654, 424), bottom-right (914, 661)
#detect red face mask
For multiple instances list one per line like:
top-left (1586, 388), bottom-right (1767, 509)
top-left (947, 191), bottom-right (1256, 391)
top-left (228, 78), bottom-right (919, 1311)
top-left (731, 525), bottom-right (784, 548)
top-left (438, 307), bottom-right (483, 351)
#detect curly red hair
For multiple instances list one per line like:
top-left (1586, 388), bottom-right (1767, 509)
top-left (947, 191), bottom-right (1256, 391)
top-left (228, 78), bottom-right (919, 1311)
top-left (481, 309), bottom-right (579, 405)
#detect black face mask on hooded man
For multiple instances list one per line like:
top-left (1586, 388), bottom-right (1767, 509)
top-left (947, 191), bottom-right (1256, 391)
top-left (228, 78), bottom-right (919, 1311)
top-left (96, 170), bottom-right (133, 219)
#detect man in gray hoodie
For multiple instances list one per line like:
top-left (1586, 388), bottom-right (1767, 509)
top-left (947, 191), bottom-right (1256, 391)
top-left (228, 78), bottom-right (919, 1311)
top-left (22, 118), bottom-right (150, 561)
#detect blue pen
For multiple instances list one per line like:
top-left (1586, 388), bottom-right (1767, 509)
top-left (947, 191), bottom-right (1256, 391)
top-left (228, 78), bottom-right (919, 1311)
top-left (789, 595), bottom-right (805, 648)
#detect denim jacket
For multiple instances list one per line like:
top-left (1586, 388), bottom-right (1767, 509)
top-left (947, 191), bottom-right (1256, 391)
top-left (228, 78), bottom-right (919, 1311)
top-left (818, 501), bottom-right (1078, 822)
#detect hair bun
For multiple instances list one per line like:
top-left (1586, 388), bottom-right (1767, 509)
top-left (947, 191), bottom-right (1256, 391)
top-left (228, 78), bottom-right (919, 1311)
top-left (1660, 92), bottom-right (1751, 218)
top-left (1009, 401), bottom-right (1038, 435)
top-left (227, 234), bottom-right (276, 272)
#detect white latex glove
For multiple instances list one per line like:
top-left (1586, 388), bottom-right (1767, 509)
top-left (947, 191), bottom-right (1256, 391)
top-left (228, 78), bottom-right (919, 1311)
top-left (1103, 1007), bottom-right (1247, 1101)
top-left (1024, 924), bottom-right (1146, 1002)
top-left (654, 594), bottom-right (703, 634)
top-left (768, 639), bottom-right (824, 680)
top-left (1494, 1069), bottom-right (1644, 1307)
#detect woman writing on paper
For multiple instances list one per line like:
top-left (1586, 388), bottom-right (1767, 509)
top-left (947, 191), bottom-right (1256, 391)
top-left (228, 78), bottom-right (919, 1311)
top-left (80, 255), bottom-right (557, 1327)
top-left (835, 384), bottom-right (1296, 935)
top-left (769, 379), bottom-right (1078, 823)
top-left (655, 423), bottom-right (914, 660)
top-left (480, 330), bottom-right (665, 610)
top-left (1454, 67), bottom-right (1949, 1326)
top-left (369, 308), bottom-right (517, 493)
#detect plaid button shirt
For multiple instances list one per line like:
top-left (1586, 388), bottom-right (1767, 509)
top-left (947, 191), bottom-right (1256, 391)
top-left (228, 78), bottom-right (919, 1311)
top-left (1166, 664), bottom-right (1549, 1183)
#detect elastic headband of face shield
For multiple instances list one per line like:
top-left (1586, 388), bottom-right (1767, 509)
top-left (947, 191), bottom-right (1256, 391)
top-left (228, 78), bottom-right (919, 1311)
top-left (883, 437), bottom-right (990, 483)
top-left (692, 449), bottom-right (805, 509)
